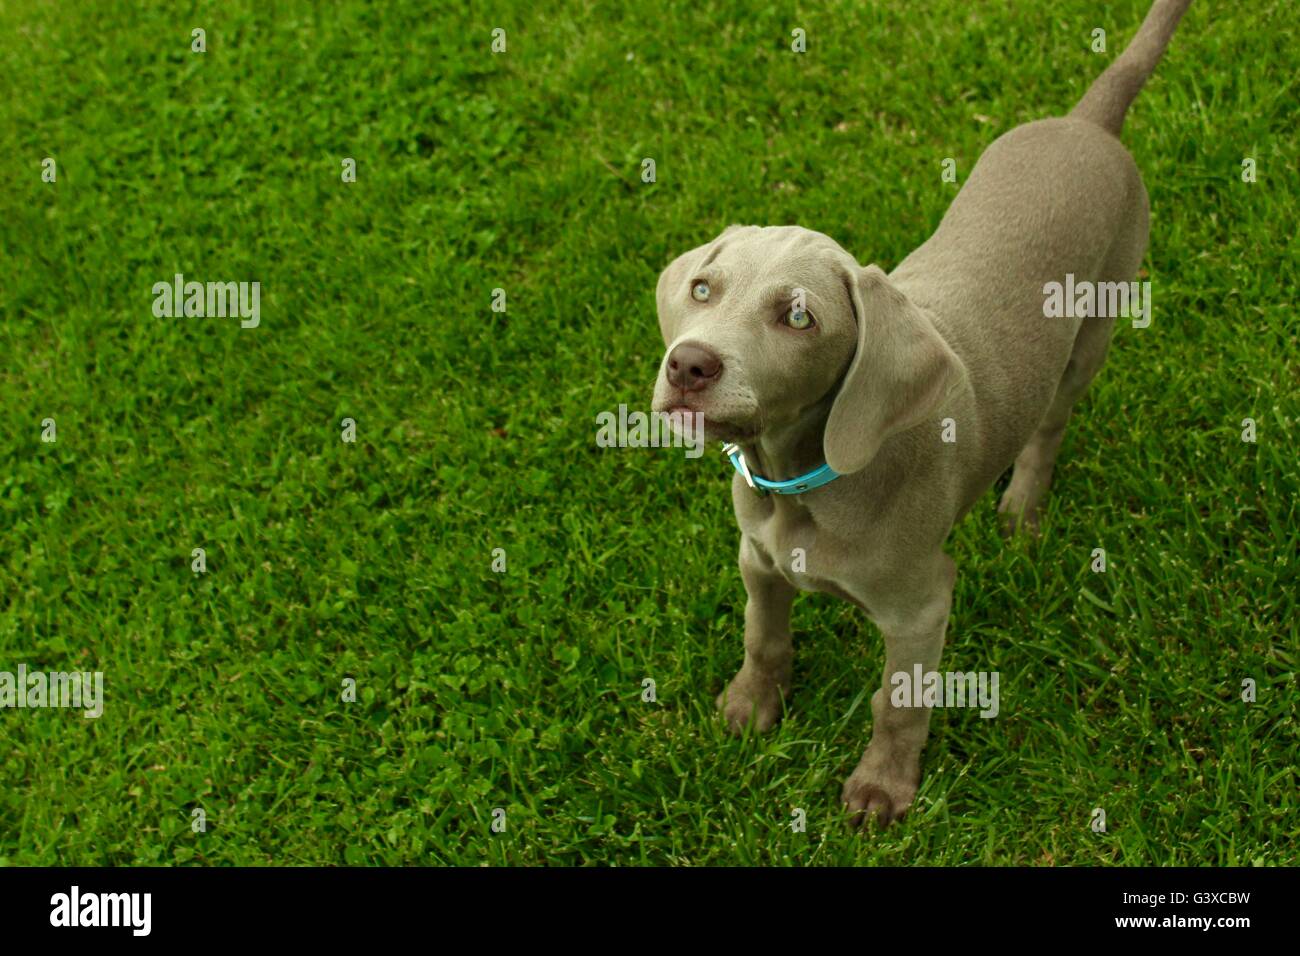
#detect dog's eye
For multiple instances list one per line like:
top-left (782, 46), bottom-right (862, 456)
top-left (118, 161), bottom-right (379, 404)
top-left (784, 308), bottom-right (815, 330)
top-left (690, 280), bottom-right (710, 302)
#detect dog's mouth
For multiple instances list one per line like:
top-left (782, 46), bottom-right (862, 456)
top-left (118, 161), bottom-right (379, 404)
top-left (691, 412), bottom-right (761, 444)
top-left (653, 392), bottom-right (760, 444)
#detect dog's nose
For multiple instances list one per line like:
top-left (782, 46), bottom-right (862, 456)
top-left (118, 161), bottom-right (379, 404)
top-left (666, 343), bottom-right (722, 392)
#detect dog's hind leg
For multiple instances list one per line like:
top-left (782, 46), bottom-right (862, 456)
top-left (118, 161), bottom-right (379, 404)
top-left (997, 315), bottom-right (1117, 534)
top-left (999, 170), bottom-right (1149, 536)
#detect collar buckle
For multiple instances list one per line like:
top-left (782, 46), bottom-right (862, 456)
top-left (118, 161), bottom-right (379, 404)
top-left (721, 443), bottom-right (757, 490)
top-left (722, 443), bottom-right (840, 497)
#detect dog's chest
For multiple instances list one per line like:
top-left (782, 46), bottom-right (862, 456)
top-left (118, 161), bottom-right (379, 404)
top-left (743, 499), bottom-right (845, 594)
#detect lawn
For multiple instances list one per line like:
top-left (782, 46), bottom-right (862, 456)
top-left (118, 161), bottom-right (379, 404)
top-left (0, 0), bottom-right (1295, 865)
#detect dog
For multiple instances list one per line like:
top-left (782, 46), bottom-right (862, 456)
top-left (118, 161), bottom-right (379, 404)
top-left (650, 0), bottom-right (1192, 825)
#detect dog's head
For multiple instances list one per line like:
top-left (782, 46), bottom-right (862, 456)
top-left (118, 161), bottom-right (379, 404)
top-left (651, 224), bottom-right (964, 473)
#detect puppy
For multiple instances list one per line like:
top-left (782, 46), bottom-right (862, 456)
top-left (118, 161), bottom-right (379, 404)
top-left (651, 0), bottom-right (1192, 825)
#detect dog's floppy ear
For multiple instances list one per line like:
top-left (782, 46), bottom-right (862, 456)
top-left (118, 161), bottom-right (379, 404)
top-left (824, 264), bottom-right (966, 474)
top-left (655, 249), bottom-right (692, 346)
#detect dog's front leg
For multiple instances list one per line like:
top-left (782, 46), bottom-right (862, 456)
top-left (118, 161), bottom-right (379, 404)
top-left (843, 552), bottom-right (955, 826)
top-left (716, 536), bottom-right (796, 735)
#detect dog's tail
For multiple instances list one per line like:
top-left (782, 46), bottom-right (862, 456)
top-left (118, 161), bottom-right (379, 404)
top-left (1071, 0), bottom-right (1192, 136)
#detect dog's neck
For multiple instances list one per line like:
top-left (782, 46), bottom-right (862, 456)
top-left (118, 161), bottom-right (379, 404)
top-left (740, 397), bottom-right (835, 483)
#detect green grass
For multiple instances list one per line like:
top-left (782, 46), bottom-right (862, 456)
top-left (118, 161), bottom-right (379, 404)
top-left (0, 0), bottom-right (1295, 866)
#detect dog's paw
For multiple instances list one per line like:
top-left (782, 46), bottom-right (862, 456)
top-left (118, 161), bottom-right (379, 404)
top-left (840, 753), bottom-right (921, 828)
top-left (996, 491), bottom-right (1043, 538)
top-left (715, 670), bottom-right (787, 735)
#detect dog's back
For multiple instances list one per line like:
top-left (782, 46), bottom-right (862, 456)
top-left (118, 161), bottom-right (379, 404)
top-left (893, 120), bottom-right (1148, 491)
top-left (890, 0), bottom-right (1190, 507)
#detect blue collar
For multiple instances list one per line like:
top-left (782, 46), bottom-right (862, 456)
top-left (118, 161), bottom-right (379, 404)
top-left (722, 443), bottom-right (841, 496)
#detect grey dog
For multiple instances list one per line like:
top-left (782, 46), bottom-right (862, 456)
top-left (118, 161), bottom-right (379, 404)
top-left (651, 0), bottom-right (1193, 824)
